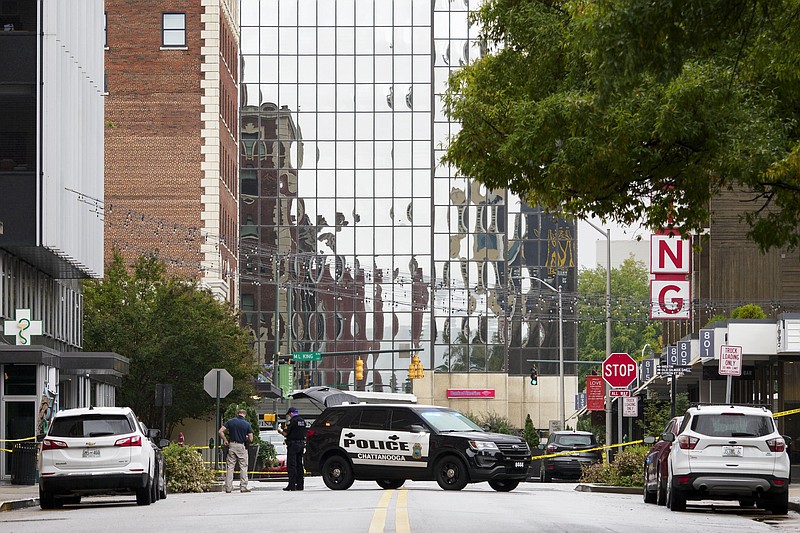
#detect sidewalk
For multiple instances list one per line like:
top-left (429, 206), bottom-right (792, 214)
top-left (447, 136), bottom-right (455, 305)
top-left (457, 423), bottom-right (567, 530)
top-left (3, 480), bottom-right (800, 512)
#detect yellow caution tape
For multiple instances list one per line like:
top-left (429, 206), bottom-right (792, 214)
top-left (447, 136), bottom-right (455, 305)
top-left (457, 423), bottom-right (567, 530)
top-left (533, 439), bottom-right (644, 461)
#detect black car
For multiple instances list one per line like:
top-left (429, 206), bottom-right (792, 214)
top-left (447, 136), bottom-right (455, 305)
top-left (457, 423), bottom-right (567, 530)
top-left (539, 430), bottom-right (601, 482)
top-left (295, 394), bottom-right (531, 492)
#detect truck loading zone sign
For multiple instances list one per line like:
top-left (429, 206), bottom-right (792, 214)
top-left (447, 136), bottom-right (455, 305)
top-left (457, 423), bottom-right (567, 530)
top-left (719, 345), bottom-right (743, 376)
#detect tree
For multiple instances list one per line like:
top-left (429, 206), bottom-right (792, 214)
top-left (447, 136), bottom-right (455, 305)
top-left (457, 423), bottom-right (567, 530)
top-left (523, 414), bottom-right (540, 449)
top-left (730, 304), bottom-right (767, 319)
top-left (83, 251), bottom-right (257, 435)
top-left (442, 0), bottom-right (800, 252)
top-left (638, 392), bottom-right (690, 437)
top-left (577, 257), bottom-right (661, 389)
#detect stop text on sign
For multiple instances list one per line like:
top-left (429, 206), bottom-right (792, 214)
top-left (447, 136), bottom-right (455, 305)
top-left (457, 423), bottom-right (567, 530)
top-left (602, 352), bottom-right (638, 388)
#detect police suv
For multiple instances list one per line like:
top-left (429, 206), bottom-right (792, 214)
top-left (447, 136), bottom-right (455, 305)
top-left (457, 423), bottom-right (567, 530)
top-left (303, 403), bottom-right (531, 491)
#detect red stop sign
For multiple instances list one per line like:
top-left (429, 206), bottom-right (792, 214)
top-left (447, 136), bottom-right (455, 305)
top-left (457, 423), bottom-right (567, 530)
top-left (602, 353), bottom-right (637, 388)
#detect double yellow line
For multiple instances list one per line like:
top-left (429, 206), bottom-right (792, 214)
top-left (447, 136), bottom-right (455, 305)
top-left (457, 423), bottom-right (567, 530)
top-left (368, 489), bottom-right (410, 533)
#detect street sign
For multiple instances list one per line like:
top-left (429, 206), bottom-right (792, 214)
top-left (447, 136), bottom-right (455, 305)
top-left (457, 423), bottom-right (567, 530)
top-left (609, 388), bottom-right (631, 397)
top-left (656, 365), bottom-right (690, 376)
top-left (699, 329), bottom-right (715, 359)
top-left (623, 397), bottom-right (639, 417)
top-left (575, 392), bottom-right (587, 410)
top-left (639, 359), bottom-right (655, 382)
top-left (279, 363), bottom-right (294, 397)
top-left (586, 375), bottom-right (604, 411)
top-left (719, 345), bottom-right (743, 376)
top-left (602, 353), bottom-right (638, 388)
top-left (666, 345), bottom-right (678, 366)
top-left (677, 341), bottom-right (691, 366)
top-left (204, 368), bottom-right (233, 398)
top-left (293, 351), bottom-right (322, 362)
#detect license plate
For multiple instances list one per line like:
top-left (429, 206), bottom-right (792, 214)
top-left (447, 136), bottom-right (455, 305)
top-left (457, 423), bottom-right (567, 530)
top-left (82, 448), bottom-right (100, 458)
top-left (722, 446), bottom-right (743, 457)
top-left (514, 462), bottom-right (524, 468)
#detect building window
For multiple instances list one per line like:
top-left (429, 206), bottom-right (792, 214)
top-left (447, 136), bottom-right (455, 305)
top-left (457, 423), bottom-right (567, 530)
top-left (162, 13), bottom-right (186, 47)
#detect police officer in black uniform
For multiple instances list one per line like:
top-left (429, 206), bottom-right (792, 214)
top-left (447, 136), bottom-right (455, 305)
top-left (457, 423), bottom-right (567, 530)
top-left (278, 406), bottom-right (307, 491)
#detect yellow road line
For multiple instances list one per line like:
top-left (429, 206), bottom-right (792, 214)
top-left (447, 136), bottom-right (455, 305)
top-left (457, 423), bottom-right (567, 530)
top-left (368, 489), bottom-right (394, 533)
top-left (395, 489), bottom-right (410, 533)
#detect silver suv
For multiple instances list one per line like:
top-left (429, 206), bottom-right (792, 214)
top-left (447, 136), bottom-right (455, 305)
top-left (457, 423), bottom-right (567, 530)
top-left (664, 405), bottom-right (791, 514)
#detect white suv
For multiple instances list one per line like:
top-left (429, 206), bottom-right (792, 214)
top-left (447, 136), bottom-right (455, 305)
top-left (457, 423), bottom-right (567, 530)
top-left (664, 405), bottom-right (790, 514)
top-left (39, 407), bottom-right (163, 509)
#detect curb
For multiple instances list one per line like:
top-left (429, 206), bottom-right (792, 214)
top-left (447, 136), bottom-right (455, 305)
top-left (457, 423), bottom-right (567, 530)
top-left (0, 497), bottom-right (38, 512)
top-left (575, 483), bottom-right (641, 495)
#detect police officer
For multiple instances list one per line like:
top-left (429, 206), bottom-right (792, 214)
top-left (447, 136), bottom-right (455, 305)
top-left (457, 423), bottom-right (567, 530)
top-left (278, 406), bottom-right (307, 491)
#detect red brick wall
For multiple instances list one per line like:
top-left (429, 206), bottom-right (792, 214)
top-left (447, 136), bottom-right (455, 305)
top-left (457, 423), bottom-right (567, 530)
top-left (219, 9), bottom-right (239, 294)
top-left (105, 1), bottom-right (206, 280)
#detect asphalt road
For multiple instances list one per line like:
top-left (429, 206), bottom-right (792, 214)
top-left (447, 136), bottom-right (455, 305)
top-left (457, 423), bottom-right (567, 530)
top-left (2, 478), bottom-right (799, 533)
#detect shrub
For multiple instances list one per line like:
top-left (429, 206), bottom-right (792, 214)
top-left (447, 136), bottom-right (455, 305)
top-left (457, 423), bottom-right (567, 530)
top-left (579, 444), bottom-right (649, 487)
top-left (465, 411), bottom-right (519, 435)
top-left (163, 443), bottom-right (216, 493)
top-left (523, 414), bottom-right (539, 448)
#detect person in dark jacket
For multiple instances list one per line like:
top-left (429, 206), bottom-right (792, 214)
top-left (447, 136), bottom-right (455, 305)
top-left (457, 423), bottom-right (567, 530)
top-left (278, 407), bottom-right (307, 491)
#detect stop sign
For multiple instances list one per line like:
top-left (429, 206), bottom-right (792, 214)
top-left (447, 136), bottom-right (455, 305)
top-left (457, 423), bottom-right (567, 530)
top-left (602, 353), bottom-right (637, 388)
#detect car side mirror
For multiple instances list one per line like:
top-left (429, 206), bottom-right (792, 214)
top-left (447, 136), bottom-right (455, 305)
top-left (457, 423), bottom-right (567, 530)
top-left (537, 443), bottom-right (545, 450)
top-left (36, 433), bottom-right (46, 442)
top-left (409, 424), bottom-right (426, 434)
top-left (643, 435), bottom-right (656, 445)
top-left (661, 432), bottom-right (675, 443)
top-left (783, 435), bottom-right (792, 448)
top-left (147, 428), bottom-right (161, 440)
top-left (158, 438), bottom-right (171, 448)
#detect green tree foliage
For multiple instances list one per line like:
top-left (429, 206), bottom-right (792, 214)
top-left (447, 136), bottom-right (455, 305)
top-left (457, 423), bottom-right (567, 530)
top-left (83, 251), bottom-right (257, 434)
top-left (730, 304), bottom-right (767, 319)
top-left (443, 0), bottom-right (800, 252)
top-left (523, 414), bottom-right (540, 448)
top-left (638, 392), bottom-right (690, 437)
top-left (577, 258), bottom-right (661, 389)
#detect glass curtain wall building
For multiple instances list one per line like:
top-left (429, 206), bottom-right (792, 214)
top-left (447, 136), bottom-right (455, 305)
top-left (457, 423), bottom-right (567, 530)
top-left (239, 0), bottom-right (576, 393)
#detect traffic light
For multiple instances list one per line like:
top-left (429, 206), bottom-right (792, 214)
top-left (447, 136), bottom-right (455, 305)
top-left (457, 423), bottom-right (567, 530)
top-left (355, 358), bottom-right (364, 381)
top-left (409, 354), bottom-right (424, 379)
top-left (530, 366), bottom-right (538, 386)
top-left (303, 372), bottom-right (310, 388)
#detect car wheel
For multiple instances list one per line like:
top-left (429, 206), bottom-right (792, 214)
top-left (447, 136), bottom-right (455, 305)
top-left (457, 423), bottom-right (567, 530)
top-left (150, 469), bottom-right (158, 503)
top-left (435, 455), bottom-right (469, 491)
top-left (655, 468), bottom-right (667, 506)
top-left (321, 455), bottom-right (355, 490)
top-left (62, 494), bottom-right (81, 505)
top-left (488, 479), bottom-right (520, 492)
top-left (643, 480), bottom-right (656, 504)
top-left (376, 479), bottom-right (405, 490)
top-left (667, 477), bottom-right (685, 512)
top-left (770, 492), bottom-right (789, 515)
top-left (136, 477), bottom-right (153, 506)
top-left (159, 470), bottom-right (168, 499)
top-left (39, 488), bottom-right (55, 510)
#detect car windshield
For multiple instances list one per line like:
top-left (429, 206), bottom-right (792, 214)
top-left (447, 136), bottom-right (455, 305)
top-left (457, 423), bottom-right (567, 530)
top-left (692, 414), bottom-right (774, 437)
top-left (556, 435), bottom-right (595, 446)
top-left (273, 444), bottom-right (287, 455)
top-left (418, 409), bottom-right (482, 432)
top-left (49, 414), bottom-right (134, 438)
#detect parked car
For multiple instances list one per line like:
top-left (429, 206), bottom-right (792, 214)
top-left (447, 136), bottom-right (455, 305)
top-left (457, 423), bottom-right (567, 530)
top-left (539, 430), bottom-right (601, 482)
top-left (665, 404), bottom-right (791, 514)
top-left (294, 388), bottom-right (531, 492)
top-left (139, 421), bottom-right (168, 500)
top-left (643, 416), bottom-right (683, 505)
top-left (38, 407), bottom-right (167, 508)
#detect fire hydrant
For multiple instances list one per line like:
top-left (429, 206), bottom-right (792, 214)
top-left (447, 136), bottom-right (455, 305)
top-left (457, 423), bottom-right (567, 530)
top-left (177, 432), bottom-right (185, 446)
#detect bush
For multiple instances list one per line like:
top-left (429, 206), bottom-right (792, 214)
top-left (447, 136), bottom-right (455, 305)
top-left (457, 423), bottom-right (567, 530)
top-left (163, 443), bottom-right (216, 493)
top-left (523, 414), bottom-right (539, 449)
top-left (464, 411), bottom-right (519, 435)
top-left (579, 444), bottom-right (649, 487)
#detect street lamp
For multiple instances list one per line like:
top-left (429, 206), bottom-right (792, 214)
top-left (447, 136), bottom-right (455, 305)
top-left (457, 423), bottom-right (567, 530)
top-left (531, 275), bottom-right (565, 430)
top-left (583, 220), bottom-right (611, 460)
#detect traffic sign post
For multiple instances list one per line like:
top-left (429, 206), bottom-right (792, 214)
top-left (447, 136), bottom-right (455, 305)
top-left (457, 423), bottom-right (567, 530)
top-left (719, 345), bottom-right (743, 403)
top-left (602, 353), bottom-right (637, 388)
top-left (204, 369), bottom-right (233, 472)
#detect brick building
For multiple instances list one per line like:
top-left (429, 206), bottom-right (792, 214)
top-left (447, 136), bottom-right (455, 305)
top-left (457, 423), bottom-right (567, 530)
top-left (104, 0), bottom-right (240, 303)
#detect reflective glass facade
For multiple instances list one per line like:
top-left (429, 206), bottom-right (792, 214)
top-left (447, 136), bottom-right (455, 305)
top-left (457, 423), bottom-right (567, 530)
top-left (239, 0), bottom-right (576, 392)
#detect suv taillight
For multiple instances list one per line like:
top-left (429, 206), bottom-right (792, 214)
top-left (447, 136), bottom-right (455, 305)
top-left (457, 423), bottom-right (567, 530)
top-left (114, 435), bottom-right (142, 447)
top-left (767, 437), bottom-right (786, 453)
top-left (678, 435), bottom-right (699, 450)
top-left (41, 438), bottom-right (68, 451)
